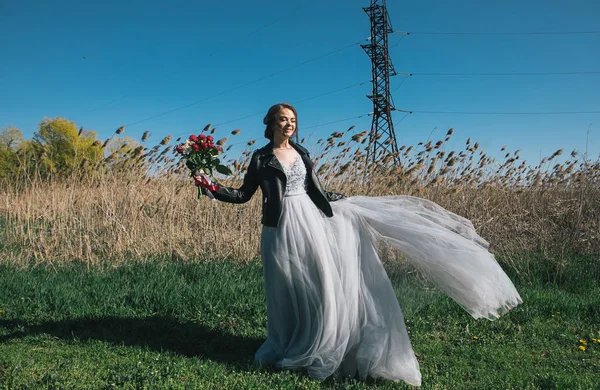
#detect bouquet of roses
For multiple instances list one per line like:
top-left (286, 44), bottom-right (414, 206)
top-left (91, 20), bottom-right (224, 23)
top-left (175, 133), bottom-right (232, 199)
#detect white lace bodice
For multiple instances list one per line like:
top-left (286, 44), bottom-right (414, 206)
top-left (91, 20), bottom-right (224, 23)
top-left (281, 154), bottom-right (308, 196)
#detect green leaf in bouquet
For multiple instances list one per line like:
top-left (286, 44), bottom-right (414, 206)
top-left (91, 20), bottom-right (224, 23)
top-left (209, 148), bottom-right (219, 156)
top-left (189, 154), bottom-right (200, 164)
top-left (215, 164), bottom-right (232, 176)
top-left (185, 160), bottom-right (197, 171)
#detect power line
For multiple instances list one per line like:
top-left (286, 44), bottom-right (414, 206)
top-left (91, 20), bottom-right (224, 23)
top-left (386, 72), bottom-right (599, 91)
top-left (189, 113), bottom-right (372, 141)
top-left (304, 113), bottom-right (372, 130)
top-left (294, 80), bottom-right (371, 105)
top-left (390, 75), bottom-right (409, 92)
top-left (405, 110), bottom-right (600, 115)
top-left (389, 34), bottom-right (408, 49)
top-left (206, 3), bottom-right (310, 58)
top-left (174, 107), bottom-right (598, 154)
top-left (410, 71), bottom-right (600, 76)
top-left (392, 30), bottom-right (600, 35)
top-left (77, 95), bottom-right (127, 116)
top-left (122, 40), bottom-right (366, 129)
top-left (190, 113), bottom-right (372, 151)
top-left (77, 4), bottom-right (311, 119)
top-left (212, 80), bottom-right (371, 128)
top-left (393, 111), bottom-right (411, 126)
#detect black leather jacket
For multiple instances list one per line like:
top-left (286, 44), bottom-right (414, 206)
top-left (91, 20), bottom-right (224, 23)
top-left (211, 141), bottom-right (345, 227)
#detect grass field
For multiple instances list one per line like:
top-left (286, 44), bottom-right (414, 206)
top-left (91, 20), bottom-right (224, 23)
top-left (1, 256), bottom-right (598, 389)
top-left (2, 90), bottom-right (600, 389)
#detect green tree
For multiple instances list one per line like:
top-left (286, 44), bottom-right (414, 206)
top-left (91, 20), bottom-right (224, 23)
top-left (33, 117), bottom-right (103, 176)
top-left (0, 126), bottom-right (25, 181)
top-left (0, 125), bottom-right (24, 150)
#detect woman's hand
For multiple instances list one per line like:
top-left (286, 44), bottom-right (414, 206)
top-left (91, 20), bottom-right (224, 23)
top-left (193, 169), bottom-right (206, 185)
top-left (193, 171), bottom-right (217, 201)
top-left (193, 171), bottom-right (220, 192)
top-left (193, 169), bottom-right (211, 187)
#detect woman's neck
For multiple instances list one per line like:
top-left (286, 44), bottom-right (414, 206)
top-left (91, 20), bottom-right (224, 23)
top-left (272, 138), bottom-right (292, 149)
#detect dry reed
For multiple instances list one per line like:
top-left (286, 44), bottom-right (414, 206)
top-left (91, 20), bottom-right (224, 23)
top-left (1, 127), bottom-right (598, 273)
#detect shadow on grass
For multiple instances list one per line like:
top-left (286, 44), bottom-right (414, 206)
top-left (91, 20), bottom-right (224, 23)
top-left (0, 316), bottom-right (264, 367)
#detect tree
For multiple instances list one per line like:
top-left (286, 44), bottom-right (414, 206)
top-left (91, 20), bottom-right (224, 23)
top-left (0, 125), bottom-right (24, 150)
top-left (0, 126), bottom-right (24, 180)
top-left (33, 117), bottom-right (103, 176)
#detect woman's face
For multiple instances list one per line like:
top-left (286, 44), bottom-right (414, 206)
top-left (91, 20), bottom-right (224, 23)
top-left (272, 108), bottom-right (296, 142)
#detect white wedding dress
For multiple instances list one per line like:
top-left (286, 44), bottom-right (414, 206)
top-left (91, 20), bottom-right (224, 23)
top-left (255, 154), bottom-right (522, 386)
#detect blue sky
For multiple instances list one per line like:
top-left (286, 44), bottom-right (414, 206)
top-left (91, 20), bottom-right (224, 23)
top-left (1, 0), bottom-right (599, 166)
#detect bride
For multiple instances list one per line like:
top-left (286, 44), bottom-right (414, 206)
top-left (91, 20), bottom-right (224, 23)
top-left (194, 103), bottom-right (522, 386)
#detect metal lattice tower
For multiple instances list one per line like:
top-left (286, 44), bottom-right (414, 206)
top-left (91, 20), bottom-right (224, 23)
top-left (361, 0), bottom-right (399, 167)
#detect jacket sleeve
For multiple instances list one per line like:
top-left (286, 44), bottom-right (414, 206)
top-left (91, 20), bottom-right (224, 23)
top-left (211, 152), bottom-right (259, 204)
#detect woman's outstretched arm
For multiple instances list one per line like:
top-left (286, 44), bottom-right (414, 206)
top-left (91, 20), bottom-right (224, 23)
top-left (196, 152), bottom-right (260, 204)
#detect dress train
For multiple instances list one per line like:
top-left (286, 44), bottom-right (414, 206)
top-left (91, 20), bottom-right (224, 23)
top-left (256, 194), bottom-right (521, 386)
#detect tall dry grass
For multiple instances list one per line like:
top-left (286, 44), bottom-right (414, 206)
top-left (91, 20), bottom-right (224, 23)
top-left (1, 126), bottom-right (598, 273)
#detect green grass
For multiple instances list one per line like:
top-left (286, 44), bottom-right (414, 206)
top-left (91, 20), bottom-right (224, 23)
top-left (0, 257), bottom-right (599, 389)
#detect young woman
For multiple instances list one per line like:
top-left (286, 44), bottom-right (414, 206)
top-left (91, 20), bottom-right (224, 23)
top-left (194, 103), bottom-right (522, 386)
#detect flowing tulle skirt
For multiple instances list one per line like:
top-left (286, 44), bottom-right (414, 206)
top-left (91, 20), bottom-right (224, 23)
top-left (255, 194), bottom-right (522, 386)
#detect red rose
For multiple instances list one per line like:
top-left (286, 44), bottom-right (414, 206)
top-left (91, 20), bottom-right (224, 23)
top-left (201, 143), bottom-right (209, 150)
top-left (192, 143), bottom-right (200, 151)
top-left (217, 146), bottom-right (223, 152)
top-left (207, 135), bottom-right (213, 142)
top-left (199, 134), bottom-right (207, 141)
top-left (189, 134), bottom-right (198, 142)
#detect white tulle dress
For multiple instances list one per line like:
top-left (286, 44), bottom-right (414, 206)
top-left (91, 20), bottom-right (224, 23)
top-left (254, 154), bottom-right (522, 386)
